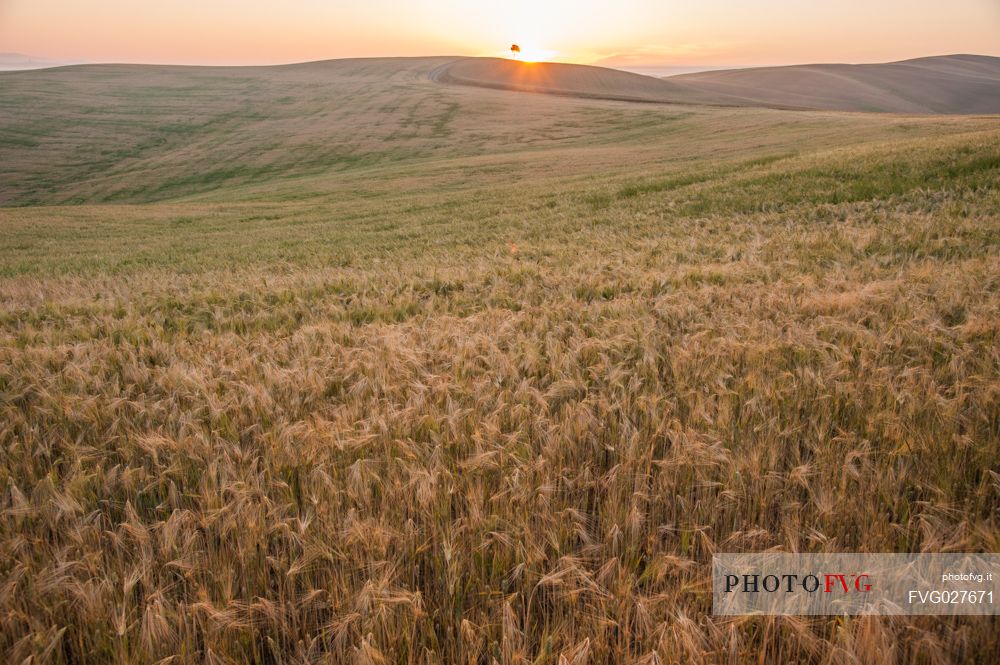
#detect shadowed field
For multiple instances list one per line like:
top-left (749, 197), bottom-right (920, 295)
top-left (1, 57), bottom-right (999, 664)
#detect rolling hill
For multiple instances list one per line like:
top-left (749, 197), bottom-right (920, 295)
top-left (431, 54), bottom-right (1000, 114)
top-left (666, 54), bottom-right (1000, 114)
top-left (1, 56), bottom-right (945, 207)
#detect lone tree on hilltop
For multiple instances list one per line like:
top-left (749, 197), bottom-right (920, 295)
top-left (510, 44), bottom-right (520, 58)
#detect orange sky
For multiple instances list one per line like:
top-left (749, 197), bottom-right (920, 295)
top-left (2, 0), bottom-right (998, 67)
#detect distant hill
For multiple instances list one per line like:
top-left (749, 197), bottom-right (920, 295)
top-left (432, 55), bottom-right (1000, 114)
top-left (0, 53), bottom-right (73, 71)
top-left (664, 55), bottom-right (1000, 114)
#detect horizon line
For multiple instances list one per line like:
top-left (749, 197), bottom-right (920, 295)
top-left (1, 51), bottom-right (997, 73)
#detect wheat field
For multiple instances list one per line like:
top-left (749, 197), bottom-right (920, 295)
top-left (1, 58), bottom-right (999, 664)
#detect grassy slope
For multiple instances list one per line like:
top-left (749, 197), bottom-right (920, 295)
top-left (0, 59), bottom-right (999, 663)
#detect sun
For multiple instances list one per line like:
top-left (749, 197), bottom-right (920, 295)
top-left (505, 43), bottom-right (558, 63)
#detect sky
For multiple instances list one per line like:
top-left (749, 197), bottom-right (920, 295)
top-left (1, 0), bottom-right (998, 68)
